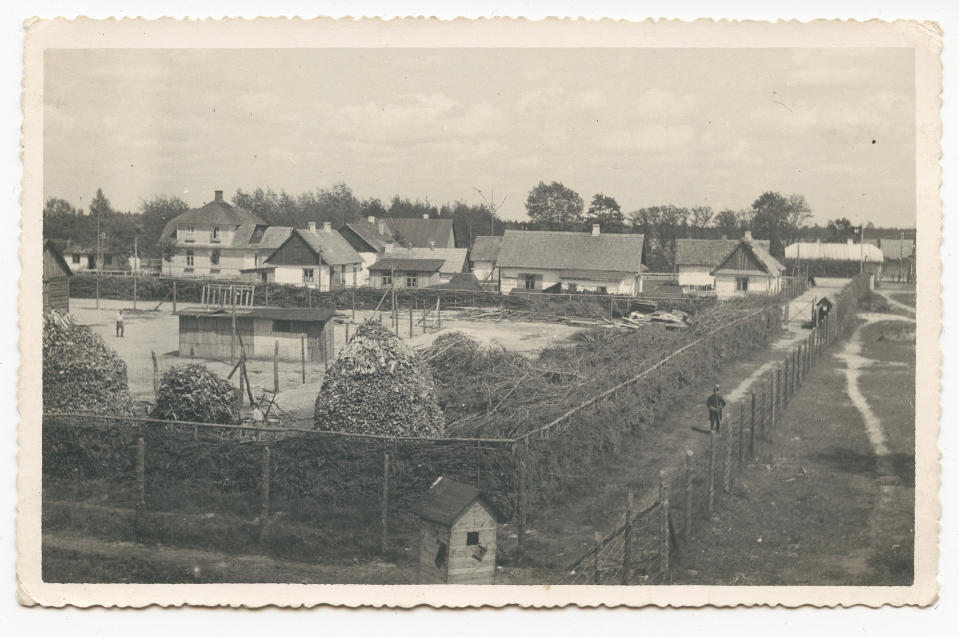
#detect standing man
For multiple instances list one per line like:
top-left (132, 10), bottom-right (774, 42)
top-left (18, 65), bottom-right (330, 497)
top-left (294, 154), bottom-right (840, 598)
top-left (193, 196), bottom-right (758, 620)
top-left (707, 384), bottom-right (726, 431)
top-left (115, 309), bottom-right (125, 338)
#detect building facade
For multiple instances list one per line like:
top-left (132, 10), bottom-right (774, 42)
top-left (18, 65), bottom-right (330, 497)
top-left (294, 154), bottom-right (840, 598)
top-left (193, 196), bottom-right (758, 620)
top-left (261, 224), bottom-right (363, 290)
top-left (711, 239), bottom-right (785, 299)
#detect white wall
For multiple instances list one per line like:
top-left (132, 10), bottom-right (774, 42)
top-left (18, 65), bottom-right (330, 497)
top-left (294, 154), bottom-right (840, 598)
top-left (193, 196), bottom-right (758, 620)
top-left (715, 273), bottom-right (781, 299)
top-left (500, 267), bottom-right (638, 295)
top-left (677, 265), bottom-right (714, 288)
top-left (472, 260), bottom-right (497, 283)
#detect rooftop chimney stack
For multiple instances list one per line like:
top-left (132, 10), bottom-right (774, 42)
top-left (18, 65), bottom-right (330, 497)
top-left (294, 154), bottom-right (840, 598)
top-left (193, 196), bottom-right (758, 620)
top-left (378, 220), bottom-right (387, 235)
top-left (308, 221), bottom-right (317, 234)
top-left (323, 221), bottom-right (332, 233)
top-left (214, 190), bottom-right (223, 203)
top-left (592, 224), bottom-right (601, 237)
top-left (744, 230), bottom-right (752, 241)
top-left (422, 213), bottom-right (430, 220)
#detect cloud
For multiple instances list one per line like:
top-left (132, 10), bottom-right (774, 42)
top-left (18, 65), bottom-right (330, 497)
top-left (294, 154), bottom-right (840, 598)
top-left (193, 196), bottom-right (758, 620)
top-left (634, 88), bottom-right (701, 120)
top-left (606, 124), bottom-right (697, 153)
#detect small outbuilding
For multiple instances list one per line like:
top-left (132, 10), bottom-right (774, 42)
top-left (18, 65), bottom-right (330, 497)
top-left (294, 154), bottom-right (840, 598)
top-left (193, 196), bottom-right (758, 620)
top-left (177, 307), bottom-right (335, 362)
top-left (43, 240), bottom-right (73, 313)
top-left (413, 476), bottom-right (503, 585)
top-left (815, 297), bottom-right (834, 326)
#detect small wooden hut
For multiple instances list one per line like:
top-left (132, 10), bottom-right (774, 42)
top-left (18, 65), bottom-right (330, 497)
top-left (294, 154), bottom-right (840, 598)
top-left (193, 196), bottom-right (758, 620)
top-left (177, 307), bottom-right (335, 362)
top-left (413, 476), bottom-right (503, 585)
top-left (43, 240), bottom-right (72, 313)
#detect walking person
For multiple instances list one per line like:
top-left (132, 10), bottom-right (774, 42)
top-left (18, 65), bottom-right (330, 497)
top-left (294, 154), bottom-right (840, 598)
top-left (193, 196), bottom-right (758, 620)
top-left (115, 309), bottom-right (125, 338)
top-left (707, 384), bottom-right (726, 431)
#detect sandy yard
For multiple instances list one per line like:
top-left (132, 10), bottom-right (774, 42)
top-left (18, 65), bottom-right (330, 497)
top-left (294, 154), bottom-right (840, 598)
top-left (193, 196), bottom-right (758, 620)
top-left (69, 299), bottom-right (584, 419)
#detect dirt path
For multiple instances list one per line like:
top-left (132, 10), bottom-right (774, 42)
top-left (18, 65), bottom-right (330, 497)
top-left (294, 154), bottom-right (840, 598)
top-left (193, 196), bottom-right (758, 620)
top-left (876, 288), bottom-right (917, 315)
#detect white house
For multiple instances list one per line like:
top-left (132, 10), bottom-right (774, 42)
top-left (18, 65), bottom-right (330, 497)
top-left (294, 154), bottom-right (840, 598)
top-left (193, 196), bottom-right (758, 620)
top-left (496, 225), bottom-right (647, 295)
top-left (675, 235), bottom-right (771, 292)
top-left (259, 223), bottom-right (363, 289)
top-left (159, 190), bottom-right (292, 277)
top-left (368, 246), bottom-right (469, 289)
top-left (711, 239), bottom-right (785, 299)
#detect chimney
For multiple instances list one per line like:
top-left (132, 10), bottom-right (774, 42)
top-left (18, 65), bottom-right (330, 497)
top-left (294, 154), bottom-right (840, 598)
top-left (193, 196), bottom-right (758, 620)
top-left (592, 224), bottom-right (600, 237)
top-left (422, 213), bottom-right (429, 220)
top-left (367, 215), bottom-right (376, 225)
top-left (744, 230), bottom-right (752, 241)
top-left (384, 241), bottom-right (394, 253)
top-left (323, 221), bottom-right (332, 233)
top-left (721, 234), bottom-right (727, 240)
top-left (214, 190), bottom-right (223, 203)
top-left (308, 221), bottom-right (317, 234)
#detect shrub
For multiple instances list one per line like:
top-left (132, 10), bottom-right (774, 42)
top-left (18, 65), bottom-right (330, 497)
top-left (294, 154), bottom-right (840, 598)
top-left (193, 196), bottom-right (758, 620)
top-left (42, 310), bottom-right (133, 415)
top-left (150, 364), bottom-right (239, 424)
top-left (314, 320), bottom-right (445, 437)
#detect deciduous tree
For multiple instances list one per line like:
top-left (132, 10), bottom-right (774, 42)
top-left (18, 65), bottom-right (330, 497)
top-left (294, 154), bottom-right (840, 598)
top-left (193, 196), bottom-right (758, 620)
top-left (524, 181), bottom-right (584, 228)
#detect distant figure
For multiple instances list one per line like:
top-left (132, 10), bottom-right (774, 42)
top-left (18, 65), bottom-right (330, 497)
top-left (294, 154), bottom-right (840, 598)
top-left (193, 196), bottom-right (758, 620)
top-left (115, 309), bottom-right (125, 338)
top-left (706, 384), bottom-right (726, 431)
top-left (808, 274), bottom-right (817, 287)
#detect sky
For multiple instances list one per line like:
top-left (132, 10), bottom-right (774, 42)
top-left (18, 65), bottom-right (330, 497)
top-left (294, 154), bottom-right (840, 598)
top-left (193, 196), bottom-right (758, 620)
top-left (43, 47), bottom-right (916, 226)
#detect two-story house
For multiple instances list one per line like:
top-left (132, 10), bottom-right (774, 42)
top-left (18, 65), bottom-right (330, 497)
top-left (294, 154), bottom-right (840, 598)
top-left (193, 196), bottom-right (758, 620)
top-left (159, 190), bottom-right (292, 277)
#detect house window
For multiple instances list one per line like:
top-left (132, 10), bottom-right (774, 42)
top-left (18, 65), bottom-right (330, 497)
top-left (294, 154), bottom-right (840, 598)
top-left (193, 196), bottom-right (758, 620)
top-left (382, 272), bottom-right (392, 287)
top-left (352, 265), bottom-right (358, 286)
top-left (212, 226), bottom-right (220, 241)
top-left (186, 249), bottom-right (194, 267)
top-left (524, 274), bottom-right (537, 290)
top-left (210, 249), bottom-right (221, 265)
top-left (736, 277), bottom-right (749, 291)
top-left (71, 254), bottom-right (81, 264)
top-left (598, 286), bottom-right (608, 295)
top-left (303, 268), bottom-right (315, 284)
top-left (567, 282), bottom-right (577, 292)
top-left (406, 272), bottom-right (418, 288)
top-left (466, 531), bottom-right (479, 546)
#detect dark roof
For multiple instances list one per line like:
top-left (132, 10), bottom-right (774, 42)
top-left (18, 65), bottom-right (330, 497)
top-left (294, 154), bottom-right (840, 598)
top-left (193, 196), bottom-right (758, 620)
top-left (413, 477), bottom-right (504, 526)
top-left (675, 238), bottom-right (770, 266)
top-left (385, 218), bottom-right (455, 248)
top-left (341, 221), bottom-right (393, 252)
top-left (817, 297), bottom-right (834, 309)
top-left (712, 240), bottom-right (785, 276)
top-left (496, 230), bottom-right (646, 273)
top-left (265, 229), bottom-right (362, 267)
top-left (177, 307), bottom-right (335, 322)
top-left (429, 272), bottom-right (484, 290)
top-left (368, 258), bottom-right (446, 273)
top-left (43, 240), bottom-right (73, 277)
top-left (160, 197), bottom-right (264, 241)
top-left (470, 236), bottom-right (503, 262)
top-left (377, 247), bottom-right (468, 274)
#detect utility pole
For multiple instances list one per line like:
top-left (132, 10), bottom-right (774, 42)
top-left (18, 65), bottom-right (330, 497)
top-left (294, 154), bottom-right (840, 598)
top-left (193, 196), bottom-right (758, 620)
top-left (859, 224), bottom-right (865, 273)
top-left (96, 210), bottom-right (102, 309)
top-left (133, 235), bottom-right (138, 311)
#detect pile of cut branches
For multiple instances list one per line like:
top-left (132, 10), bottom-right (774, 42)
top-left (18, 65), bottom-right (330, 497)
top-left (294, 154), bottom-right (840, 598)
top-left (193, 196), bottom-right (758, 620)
top-left (150, 364), bottom-right (239, 424)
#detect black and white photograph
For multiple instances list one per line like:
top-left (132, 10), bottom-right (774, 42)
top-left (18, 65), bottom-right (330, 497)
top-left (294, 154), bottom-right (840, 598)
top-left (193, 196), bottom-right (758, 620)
top-left (17, 17), bottom-right (941, 608)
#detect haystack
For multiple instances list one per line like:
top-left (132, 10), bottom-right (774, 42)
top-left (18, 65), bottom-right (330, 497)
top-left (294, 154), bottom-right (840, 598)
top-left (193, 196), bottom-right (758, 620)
top-left (42, 310), bottom-right (133, 415)
top-left (314, 320), bottom-right (445, 437)
top-left (151, 363), bottom-right (240, 424)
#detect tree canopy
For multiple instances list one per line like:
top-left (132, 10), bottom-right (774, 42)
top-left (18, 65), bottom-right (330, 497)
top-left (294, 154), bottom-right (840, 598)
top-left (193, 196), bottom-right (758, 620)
top-left (525, 181), bottom-right (584, 228)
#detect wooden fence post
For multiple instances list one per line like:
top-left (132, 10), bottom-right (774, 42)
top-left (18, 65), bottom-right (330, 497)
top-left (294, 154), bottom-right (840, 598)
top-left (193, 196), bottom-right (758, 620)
top-left (593, 531), bottom-right (602, 584)
top-left (381, 450), bottom-right (390, 553)
top-left (738, 401), bottom-right (745, 469)
top-left (769, 373), bottom-right (775, 437)
top-left (684, 449), bottom-right (694, 543)
top-left (345, 322), bottom-right (350, 343)
top-left (273, 341), bottom-right (279, 395)
top-left (749, 391), bottom-right (756, 458)
top-left (409, 303), bottom-right (414, 339)
top-left (622, 488), bottom-right (633, 585)
top-left (351, 289), bottom-right (356, 323)
top-left (259, 446), bottom-right (271, 542)
top-left (300, 336), bottom-right (306, 384)
top-left (172, 280), bottom-right (177, 313)
top-left (707, 430), bottom-right (716, 514)
top-left (723, 421), bottom-right (733, 494)
top-left (135, 436), bottom-right (145, 538)
top-left (659, 470), bottom-right (670, 582)
top-left (151, 350), bottom-right (159, 399)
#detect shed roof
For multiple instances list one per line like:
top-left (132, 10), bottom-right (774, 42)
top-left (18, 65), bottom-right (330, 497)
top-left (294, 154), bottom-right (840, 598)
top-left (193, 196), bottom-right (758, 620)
top-left (470, 236), bottom-right (503, 263)
top-left (43, 240), bottom-right (73, 278)
top-left (177, 307), bottom-right (336, 322)
top-left (675, 238), bottom-right (770, 266)
top-left (368, 258), bottom-right (446, 273)
top-left (496, 230), bottom-right (646, 273)
top-left (379, 247), bottom-right (468, 274)
top-left (413, 476), bottom-right (504, 526)
top-left (385, 217), bottom-right (455, 248)
top-left (784, 242), bottom-right (884, 262)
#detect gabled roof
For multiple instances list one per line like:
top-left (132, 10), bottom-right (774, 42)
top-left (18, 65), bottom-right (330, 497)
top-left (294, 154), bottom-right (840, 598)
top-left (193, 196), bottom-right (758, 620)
top-left (413, 476), bottom-right (504, 526)
top-left (43, 240), bottom-right (73, 277)
top-left (496, 230), bottom-right (646, 274)
top-left (160, 198), bottom-right (264, 242)
top-left (676, 238), bottom-right (770, 267)
top-left (470, 236), bottom-right (503, 263)
top-left (341, 221), bottom-right (393, 252)
top-left (378, 247), bottom-right (468, 275)
top-left (712, 240), bottom-right (785, 276)
top-left (250, 226), bottom-right (294, 251)
top-left (784, 242), bottom-right (884, 263)
top-left (385, 217), bottom-right (455, 248)
top-left (265, 228), bottom-right (363, 266)
top-left (368, 258), bottom-right (446, 273)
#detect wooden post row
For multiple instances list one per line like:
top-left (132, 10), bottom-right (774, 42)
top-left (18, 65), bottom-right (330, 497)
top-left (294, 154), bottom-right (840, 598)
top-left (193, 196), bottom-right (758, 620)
top-left (172, 280), bottom-right (177, 313)
top-left (723, 422), bottom-right (733, 494)
top-left (151, 350), bottom-right (159, 399)
top-left (135, 436), bottom-right (146, 538)
top-left (738, 401), bottom-right (745, 469)
top-left (300, 336), bottom-right (306, 384)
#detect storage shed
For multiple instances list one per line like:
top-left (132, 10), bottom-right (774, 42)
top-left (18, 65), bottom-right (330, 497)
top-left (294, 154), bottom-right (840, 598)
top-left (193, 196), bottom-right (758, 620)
top-left (414, 477), bottom-right (503, 585)
top-left (43, 240), bottom-right (72, 313)
top-left (177, 307), bottom-right (335, 362)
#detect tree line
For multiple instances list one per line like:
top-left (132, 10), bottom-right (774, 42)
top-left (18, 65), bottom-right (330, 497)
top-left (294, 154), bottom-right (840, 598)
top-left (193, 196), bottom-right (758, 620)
top-left (43, 181), bottom-right (912, 270)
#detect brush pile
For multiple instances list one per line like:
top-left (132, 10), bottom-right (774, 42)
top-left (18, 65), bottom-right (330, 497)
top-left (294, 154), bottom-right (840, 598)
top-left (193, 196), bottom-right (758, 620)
top-left (42, 310), bottom-right (133, 415)
top-left (314, 320), bottom-right (445, 437)
top-left (151, 364), bottom-right (239, 424)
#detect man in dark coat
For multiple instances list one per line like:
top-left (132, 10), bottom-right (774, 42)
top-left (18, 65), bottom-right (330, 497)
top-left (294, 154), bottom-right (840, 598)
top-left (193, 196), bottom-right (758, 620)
top-left (707, 384), bottom-right (726, 431)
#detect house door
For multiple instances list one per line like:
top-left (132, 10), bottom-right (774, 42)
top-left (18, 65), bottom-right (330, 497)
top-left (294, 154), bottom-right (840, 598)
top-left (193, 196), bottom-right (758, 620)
top-left (87, 255), bottom-right (96, 269)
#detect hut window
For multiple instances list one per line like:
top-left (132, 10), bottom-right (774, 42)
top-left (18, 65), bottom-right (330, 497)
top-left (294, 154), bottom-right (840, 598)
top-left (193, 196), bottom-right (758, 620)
top-left (303, 268), bottom-right (315, 283)
top-left (186, 250), bottom-right (194, 267)
top-left (71, 254), bottom-right (81, 264)
top-left (406, 272), bottom-right (418, 288)
top-left (381, 272), bottom-right (392, 287)
top-left (466, 531), bottom-right (479, 546)
top-left (210, 249), bottom-right (221, 265)
top-left (434, 542), bottom-right (448, 570)
top-left (736, 277), bottom-right (749, 291)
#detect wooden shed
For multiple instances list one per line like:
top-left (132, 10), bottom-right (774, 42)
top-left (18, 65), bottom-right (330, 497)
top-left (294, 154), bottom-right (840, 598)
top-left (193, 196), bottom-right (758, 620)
top-left (177, 307), bottom-right (335, 362)
top-left (413, 477), bottom-right (503, 585)
top-left (43, 240), bottom-right (72, 313)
